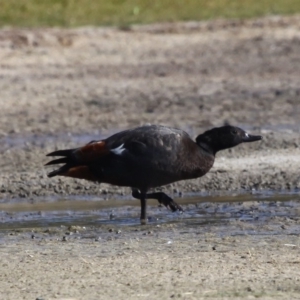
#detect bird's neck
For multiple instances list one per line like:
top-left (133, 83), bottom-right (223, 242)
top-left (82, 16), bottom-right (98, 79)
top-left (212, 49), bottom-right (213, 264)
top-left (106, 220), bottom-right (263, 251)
top-left (197, 141), bottom-right (216, 156)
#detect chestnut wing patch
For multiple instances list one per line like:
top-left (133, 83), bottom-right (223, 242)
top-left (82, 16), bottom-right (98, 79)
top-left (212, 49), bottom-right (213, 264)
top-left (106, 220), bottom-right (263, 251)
top-left (46, 140), bottom-right (111, 179)
top-left (60, 166), bottom-right (98, 181)
top-left (75, 141), bottom-right (110, 163)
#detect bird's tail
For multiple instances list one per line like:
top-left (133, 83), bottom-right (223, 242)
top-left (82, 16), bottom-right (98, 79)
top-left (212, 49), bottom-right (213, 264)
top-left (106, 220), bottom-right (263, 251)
top-left (45, 140), bottom-right (108, 181)
top-left (45, 148), bottom-right (76, 177)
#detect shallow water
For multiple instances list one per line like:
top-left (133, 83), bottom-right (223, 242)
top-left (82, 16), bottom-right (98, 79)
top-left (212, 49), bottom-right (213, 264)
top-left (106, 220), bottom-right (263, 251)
top-left (0, 192), bottom-right (299, 234)
top-left (1, 129), bottom-right (300, 233)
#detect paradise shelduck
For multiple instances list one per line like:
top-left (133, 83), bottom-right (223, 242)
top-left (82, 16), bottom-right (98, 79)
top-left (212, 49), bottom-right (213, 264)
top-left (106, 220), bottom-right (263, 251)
top-left (46, 124), bottom-right (262, 224)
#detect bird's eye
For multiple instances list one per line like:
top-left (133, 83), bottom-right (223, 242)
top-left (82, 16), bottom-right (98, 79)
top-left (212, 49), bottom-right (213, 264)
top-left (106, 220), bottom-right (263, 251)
top-left (231, 129), bottom-right (238, 135)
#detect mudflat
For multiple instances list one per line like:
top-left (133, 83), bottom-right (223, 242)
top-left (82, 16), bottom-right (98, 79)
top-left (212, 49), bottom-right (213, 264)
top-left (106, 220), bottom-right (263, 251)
top-left (1, 15), bottom-right (300, 299)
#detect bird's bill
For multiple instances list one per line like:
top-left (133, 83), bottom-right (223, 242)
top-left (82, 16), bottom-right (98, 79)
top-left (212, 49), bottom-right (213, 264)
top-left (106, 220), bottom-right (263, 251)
top-left (242, 133), bottom-right (262, 142)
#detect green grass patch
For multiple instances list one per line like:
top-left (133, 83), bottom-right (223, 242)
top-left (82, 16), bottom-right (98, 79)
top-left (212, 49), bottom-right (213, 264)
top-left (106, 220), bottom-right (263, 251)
top-left (0, 0), bottom-right (300, 28)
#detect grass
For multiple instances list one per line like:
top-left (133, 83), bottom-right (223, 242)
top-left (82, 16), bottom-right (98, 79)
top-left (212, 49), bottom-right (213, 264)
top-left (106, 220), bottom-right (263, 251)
top-left (0, 0), bottom-right (300, 28)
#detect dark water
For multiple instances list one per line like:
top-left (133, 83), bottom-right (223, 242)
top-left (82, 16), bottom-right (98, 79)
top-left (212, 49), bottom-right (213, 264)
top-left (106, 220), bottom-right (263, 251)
top-left (0, 192), bottom-right (299, 231)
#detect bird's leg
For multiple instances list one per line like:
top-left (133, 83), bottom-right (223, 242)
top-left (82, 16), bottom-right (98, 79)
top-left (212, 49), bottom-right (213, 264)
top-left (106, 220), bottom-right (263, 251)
top-left (146, 192), bottom-right (183, 212)
top-left (132, 189), bottom-right (183, 218)
top-left (132, 189), bottom-right (148, 225)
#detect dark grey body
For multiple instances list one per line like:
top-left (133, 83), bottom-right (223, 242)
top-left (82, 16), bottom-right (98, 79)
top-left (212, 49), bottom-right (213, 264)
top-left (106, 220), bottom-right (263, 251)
top-left (92, 125), bottom-right (214, 190)
top-left (46, 124), bottom-right (262, 224)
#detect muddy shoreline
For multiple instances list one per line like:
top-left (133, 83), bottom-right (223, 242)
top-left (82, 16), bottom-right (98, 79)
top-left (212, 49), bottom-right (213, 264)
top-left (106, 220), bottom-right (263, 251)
top-left (0, 16), bottom-right (300, 201)
top-left (1, 15), bottom-right (300, 300)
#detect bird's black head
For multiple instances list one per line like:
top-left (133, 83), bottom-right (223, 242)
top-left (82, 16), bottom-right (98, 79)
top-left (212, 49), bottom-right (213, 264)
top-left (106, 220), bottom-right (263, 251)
top-left (196, 126), bottom-right (262, 155)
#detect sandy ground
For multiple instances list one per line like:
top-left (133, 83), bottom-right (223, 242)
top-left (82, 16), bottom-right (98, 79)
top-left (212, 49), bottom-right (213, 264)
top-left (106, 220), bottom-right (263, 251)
top-left (1, 15), bottom-right (300, 299)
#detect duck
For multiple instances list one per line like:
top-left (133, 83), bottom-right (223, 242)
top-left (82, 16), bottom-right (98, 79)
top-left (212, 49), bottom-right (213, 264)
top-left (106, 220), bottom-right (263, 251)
top-left (46, 124), bottom-right (262, 224)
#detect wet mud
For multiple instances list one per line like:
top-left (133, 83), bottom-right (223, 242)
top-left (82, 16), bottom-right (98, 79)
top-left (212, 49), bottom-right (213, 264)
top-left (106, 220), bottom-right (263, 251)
top-left (1, 15), bottom-right (300, 299)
